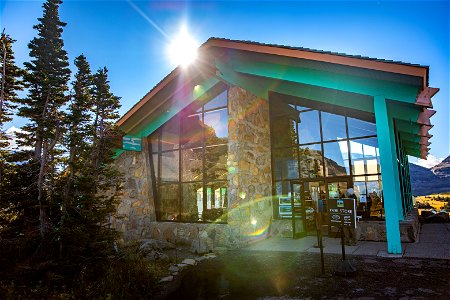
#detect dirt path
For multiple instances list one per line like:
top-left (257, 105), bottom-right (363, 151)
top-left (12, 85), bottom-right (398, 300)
top-left (161, 251), bottom-right (450, 299)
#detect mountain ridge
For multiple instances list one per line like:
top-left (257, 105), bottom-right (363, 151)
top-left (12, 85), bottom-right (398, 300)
top-left (410, 155), bottom-right (450, 196)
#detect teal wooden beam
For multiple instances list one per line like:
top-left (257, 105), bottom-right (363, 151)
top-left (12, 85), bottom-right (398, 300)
top-left (216, 59), bottom-right (375, 113)
top-left (374, 95), bottom-right (402, 254)
top-left (232, 59), bottom-right (420, 103)
top-left (128, 77), bottom-right (222, 138)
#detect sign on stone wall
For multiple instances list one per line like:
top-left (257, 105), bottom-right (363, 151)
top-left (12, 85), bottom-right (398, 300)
top-left (123, 136), bottom-right (142, 151)
top-left (328, 198), bottom-right (356, 228)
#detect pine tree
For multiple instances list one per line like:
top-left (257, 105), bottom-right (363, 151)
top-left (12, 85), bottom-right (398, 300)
top-left (0, 31), bottom-right (24, 203)
top-left (19, 0), bottom-right (70, 238)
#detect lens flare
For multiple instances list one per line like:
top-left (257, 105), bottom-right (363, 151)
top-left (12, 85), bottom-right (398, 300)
top-left (167, 25), bottom-right (199, 67)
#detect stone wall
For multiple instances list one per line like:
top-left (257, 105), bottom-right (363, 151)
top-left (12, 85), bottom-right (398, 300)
top-left (111, 139), bottom-right (155, 240)
top-left (227, 86), bottom-right (273, 245)
top-left (112, 85), bottom-right (274, 250)
top-left (356, 209), bottom-right (420, 242)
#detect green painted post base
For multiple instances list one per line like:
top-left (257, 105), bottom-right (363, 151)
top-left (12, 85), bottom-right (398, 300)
top-left (374, 95), bottom-right (402, 254)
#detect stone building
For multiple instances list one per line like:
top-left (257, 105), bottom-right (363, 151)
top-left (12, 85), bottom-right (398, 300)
top-left (112, 38), bottom-right (438, 254)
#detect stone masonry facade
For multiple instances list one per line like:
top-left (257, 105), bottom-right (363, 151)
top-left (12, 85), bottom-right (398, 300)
top-left (111, 86), bottom-right (274, 251)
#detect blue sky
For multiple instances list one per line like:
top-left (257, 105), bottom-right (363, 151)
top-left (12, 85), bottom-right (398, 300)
top-left (1, 0), bottom-right (449, 166)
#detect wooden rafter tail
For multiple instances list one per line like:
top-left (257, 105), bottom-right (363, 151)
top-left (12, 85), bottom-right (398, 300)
top-left (419, 145), bottom-right (430, 152)
top-left (419, 136), bottom-right (431, 146)
top-left (417, 108), bottom-right (436, 125)
top-left (420, 151), bottom-right (428, 159)
top-left (418, 125), bottom-right (432, 136)
top-left (415, 87), bottom-right (439, 108)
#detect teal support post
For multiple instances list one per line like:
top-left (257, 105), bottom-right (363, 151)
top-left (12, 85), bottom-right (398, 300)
top-left (374, 95), bottom-right (402, 254)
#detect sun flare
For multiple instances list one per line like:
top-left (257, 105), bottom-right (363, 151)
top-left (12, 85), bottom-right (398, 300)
top-left (167, 26), bottom-right (199, 67)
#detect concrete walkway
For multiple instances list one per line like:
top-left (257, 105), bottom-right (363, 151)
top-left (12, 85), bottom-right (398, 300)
top-left (243, 223), bottom-right (450, 260)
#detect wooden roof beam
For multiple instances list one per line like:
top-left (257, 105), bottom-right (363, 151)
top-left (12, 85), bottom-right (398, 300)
top-left (415, 87), bottom-right (439, 108)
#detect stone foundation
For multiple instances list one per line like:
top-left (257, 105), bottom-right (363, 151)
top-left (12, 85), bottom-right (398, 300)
top-left (356, 209), bottom-right (420, 242)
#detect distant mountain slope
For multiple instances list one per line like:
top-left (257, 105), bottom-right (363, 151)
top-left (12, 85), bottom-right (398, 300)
top-left (431, 156), bottom-right (450, 177)
top-left (410, 155), bottom-right (450, 196)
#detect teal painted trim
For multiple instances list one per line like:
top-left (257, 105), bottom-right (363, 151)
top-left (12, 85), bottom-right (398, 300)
top-left (217, 59), bottom-right (375, 113)
top-left (232, 59), bottom-right (420, 103)
top-left (132, 77), bottom-right (221, 138)
top-left (374, 95), bottom-right (402, 254)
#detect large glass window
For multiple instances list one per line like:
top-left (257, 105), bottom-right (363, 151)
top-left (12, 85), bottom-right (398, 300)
top-left (269, 97), bottom-right (381, 220)
top-left (298, 110), bottom-right (321, 144)
top-left (150, 90), bottom-right (229, 223)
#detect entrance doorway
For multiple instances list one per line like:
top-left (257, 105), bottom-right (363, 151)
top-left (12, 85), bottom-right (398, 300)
top-left (300, 177), bottom-right (353, 235)
top-left (290, 182), bottom-right (306, 238)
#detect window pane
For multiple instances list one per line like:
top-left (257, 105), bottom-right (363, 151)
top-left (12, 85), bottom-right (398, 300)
top-left (350, 138), bottom-right (380, 175)
top-left (271, 117), bottom-right (297, 148)
top-left (203, 181), bottom-right (228, 222)
top-left (273, 148), bottom-right (298, 180)
top-left (161, 150), bottom-right (179, 182)
top-left (181, 148), bottom-right (203, 182)
top-left (321, 112), bottom-right (347, 141)
top-left (299, 144), bottom-right (324, 178)
top-left (298, 110), bottom-right (321, 144)
top-left (205, 145), bottom-right (228, 181)
top-left (324, 141), bottom-right (350, 176)
top-left (161, 115), bottom-right (180, 151)
top-left (181, 182), bottom-right (203, 222)
top-left (204, 90), bottom-right (228, 110)
top-left (181, 113), bottom-right (203, 149)
top-left (152, 153), bottom-right (159, 179)
top-left (157, 184), bottom-right (179, 221)
top-left (149, 132), bottom-right (159, 153)
top-left (204, 108), bottom-right (228, 145)
top-left (347, 117), bottom-right (376, 138)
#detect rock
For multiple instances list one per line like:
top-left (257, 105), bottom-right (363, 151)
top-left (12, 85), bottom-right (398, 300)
top-left (182, 258), bottom-right (196, 266)
top-left (191, 239), bottom-right (211, 254)
top-left (169, 265), bottom-right (179, 273)
top-left (177, 263), bottom-right (188, 268)
top-left (159, 276), bottom-right (173, 283)
top-left (425, 212), bottom-right (449, 223)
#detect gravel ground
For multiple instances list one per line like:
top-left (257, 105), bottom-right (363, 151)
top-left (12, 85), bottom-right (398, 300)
top-left (159, 251), bottom-right (450, 300)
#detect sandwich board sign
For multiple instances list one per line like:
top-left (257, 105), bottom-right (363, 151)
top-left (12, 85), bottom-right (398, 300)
top-left (123, 136), bottom-right (142, 151)
top-left (328, 198), bottom-right (356, 228)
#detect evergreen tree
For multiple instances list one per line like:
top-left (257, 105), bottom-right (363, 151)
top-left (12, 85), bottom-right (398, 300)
top-left (19, 0), bottom-right (70, 238)
top-left (0, 30), bottom-right (24, 207)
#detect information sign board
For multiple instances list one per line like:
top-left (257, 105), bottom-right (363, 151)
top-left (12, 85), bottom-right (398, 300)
top-left (123, 136), bottom-right (142, 151)
top-left (328, 198), bottom-right (356, 228)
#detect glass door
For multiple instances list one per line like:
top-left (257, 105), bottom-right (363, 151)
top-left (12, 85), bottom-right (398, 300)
top-left (303, 181), bottom-right (326, 233)
top-left (290, 182), bottom-right (306, 238)
top-left (327, 178), bottom-right (352, 200)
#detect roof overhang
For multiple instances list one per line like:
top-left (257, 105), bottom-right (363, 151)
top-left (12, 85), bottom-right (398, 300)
top-left (117, 38), bottom-right (437, 159)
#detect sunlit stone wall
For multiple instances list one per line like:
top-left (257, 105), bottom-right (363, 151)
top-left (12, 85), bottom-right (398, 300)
top-left (227, 86), bottom-right (273, 245)
top-left (112, 85), bottom-right (274, 250)
top-left (111, 139), bottom-right (155, 240)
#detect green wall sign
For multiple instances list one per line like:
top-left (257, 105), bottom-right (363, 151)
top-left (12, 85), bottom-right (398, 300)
top-left (123, 136), bottom-right (142, 151)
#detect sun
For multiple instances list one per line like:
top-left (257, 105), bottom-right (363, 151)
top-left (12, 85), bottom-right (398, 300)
top-left (167, 26), bottom-right (199, 67)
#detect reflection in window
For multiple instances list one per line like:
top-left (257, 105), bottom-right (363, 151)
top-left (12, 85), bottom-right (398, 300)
top-left (150, 90), bottom-right (229, 223)
top-left (157, 184), bottom-right (179, 221)
top-left (271, 117), bottom-right (297, 148)
top-left (181, 113), bottom-right (203, 149)
top-left (273, 148), bottom-right (298, 180)
top-left (204, 109), bottom-right (228, 145)
top-left (321, 112), bottom-right (346, 141)
top-left (181, 148), bottom-right (202, 182)
top-left (181, 182), bottom-right (203, 222)
top-left (350, 138), bottom-right (380, 175)
top-left (161, 151), bottom-right (179, 182)
top-left (205, 145), bottom-right (228, 181)
top-left (299, 144), bottom-right (324, 178)
top-left (161, 116), bottom-right (180, 151)
top-left (348, 117), bottom-right (376, 138)
top-left (298, 110), bottom-right (321, 144)
top-left (323, 141), bottom-right (350, 176)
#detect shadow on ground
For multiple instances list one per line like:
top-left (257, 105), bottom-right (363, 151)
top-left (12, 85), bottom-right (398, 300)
top-left (160, 251), bottom-right (449, 299)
